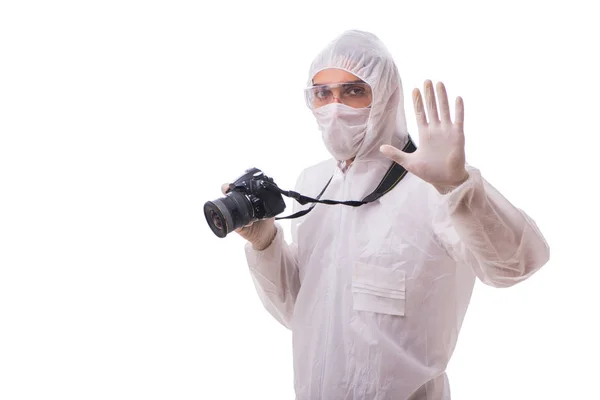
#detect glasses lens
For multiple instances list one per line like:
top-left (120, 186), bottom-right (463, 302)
top-left (305, 82), bottom-right (372, 109)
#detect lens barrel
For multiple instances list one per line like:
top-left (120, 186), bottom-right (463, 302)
top-left (203, 191), bottom-right (254, 238)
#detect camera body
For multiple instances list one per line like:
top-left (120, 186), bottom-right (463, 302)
top-left (204, 168), bottom-right (286, 238)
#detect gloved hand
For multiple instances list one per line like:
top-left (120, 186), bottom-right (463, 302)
top-left (380, 80), bottom-right (469, 194)
top-left (221, 183), bottom-right (277, 250)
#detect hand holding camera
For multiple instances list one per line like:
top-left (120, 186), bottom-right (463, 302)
top-left (204, 168), bottom-right (285, 251)
top-left (219, 183), bottom-right (277, 250)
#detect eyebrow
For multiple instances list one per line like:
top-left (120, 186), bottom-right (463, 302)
top-left (312, 79), bottom-right (366, 86)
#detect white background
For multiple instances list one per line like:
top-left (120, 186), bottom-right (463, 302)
top-left (1, 1), bottom-right (598, 399)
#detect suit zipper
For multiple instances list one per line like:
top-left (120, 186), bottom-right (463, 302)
top-left (319, 168), bottom-right (348, 398)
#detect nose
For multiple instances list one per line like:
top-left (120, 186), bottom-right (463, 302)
top-left (330, 87), bottom-right (343, 104)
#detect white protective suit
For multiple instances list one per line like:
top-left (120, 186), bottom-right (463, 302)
top-left (244, 30), bottom-right (550, 400)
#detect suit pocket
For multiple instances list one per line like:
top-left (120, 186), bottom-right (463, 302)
top-left (352, 262), bottom-right (406, 317)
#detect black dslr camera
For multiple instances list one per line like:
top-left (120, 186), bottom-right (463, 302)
top-left (204, 168), bottom-right (286, 238)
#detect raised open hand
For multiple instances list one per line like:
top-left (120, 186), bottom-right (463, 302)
top-left (380, 80), bottom-right (469, 193)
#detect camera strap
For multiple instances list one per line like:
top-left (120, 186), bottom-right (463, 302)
top-left (273, 136), bottom-right (417, 220)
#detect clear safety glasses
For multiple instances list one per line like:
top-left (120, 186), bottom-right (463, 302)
top-left (304, 81), bottom-right (372, 110)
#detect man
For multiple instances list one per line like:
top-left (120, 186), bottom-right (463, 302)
top-left (222, 30), bottom-right (550, 399)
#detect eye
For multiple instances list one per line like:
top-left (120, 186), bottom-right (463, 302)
top-left (345, 85), bottom-right (368, 97)
top-left (315, 88), bottom-right (332, 99)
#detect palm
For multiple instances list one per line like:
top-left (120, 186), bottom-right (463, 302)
top-left (381, 80), bottom-right (468, 192)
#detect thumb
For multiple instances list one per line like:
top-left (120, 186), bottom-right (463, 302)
top-left (221, 183), bottom-right (232, 195)
top-left (380, 145), bottom-right (412, 166)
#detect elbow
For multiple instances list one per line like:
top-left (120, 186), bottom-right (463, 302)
top-left (514, 235), bottom-right (551, 284)
top-left (533, 241), bottom-right (551, 271)
top-left (262, 300), bottom-right (294, 329)
top-left (253, 283), bottom-right (296, 329)
top-left (479, 244), bottom-right (550, 289)
top-left (480, 270), bottom-right (532, 289)
top-left (481, 271), bottom-right (524, 289)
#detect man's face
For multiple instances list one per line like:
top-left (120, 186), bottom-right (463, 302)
top-left (307, 68), bottom-right (372, 110)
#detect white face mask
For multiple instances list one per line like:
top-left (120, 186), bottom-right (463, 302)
top-left (313, 103), bottom-right (370, 161)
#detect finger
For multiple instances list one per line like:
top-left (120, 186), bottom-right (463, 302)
top-left (380, 144), bottom-right (414, 166)
top-left (436, 82), bottom-right (451, 123)
top-left (235, 221), bottom-right (253, 233)
top-left (455, 96), bottom-right (464, 127)
top-left (221, 183), bottom-right (231, 195)
top-left (424, 80), bottom-right (439, 124)
top-left (412, 88), bottom-right (427, 126)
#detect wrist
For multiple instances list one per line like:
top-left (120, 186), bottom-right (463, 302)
top-left (251, 225), bottom-right (277, 251)
top-left (434, 170), bottom-right (469, 194)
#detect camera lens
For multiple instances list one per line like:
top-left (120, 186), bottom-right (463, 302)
top-left (209, 209), bottom-right (223, 230)
top-left (204, 191), bottom-right (254, 238)
top-left (204, 202), bottom-right (228, 238)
